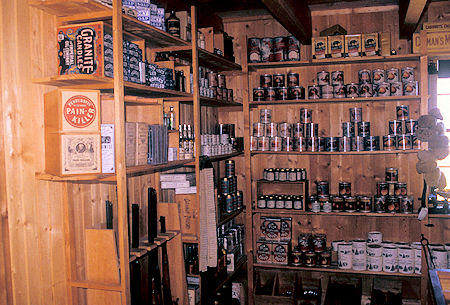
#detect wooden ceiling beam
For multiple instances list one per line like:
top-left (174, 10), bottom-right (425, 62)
top-left (260, 0), bottom-right (312, 44)
top-left (399, 0), bottom-right (428, 38)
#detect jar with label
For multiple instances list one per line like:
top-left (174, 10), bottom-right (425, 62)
top-left (278, 169), bottom-right (287, 181)
top-left (293, 195), bottom-right (303, 210)
top-left (257, 195), bottom-right (267, 209)
top-left (275, 195), bottom-right (285, 209)
top-left (311, 200), bottom-right (321, 213)
top-left (266, 196), bottom-right (276, 209)
top-left (344, 196), bottom-right (357, 212)
top-left (288, 169), bottom-right (297, 181)
top-left (266, 168), bottom-right (275, 181)
top-left (284, 196), bottom-right (293, 209)
top-left (332, 196), bottom-right (344, 212)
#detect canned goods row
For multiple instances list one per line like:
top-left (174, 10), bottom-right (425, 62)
top-left (253, 86), bottom-right (305, 101)
top-left (204, 71), bottom-right (227, 88)
top-left (388, 119), bottom-right (417, 135)
top-left (257, 194), bottom-right (304, 210)
top-left (298, 233), bottom-right (327, 252)
top-left (376, 181), bottom-right (407, 197)
top-left (200, 144), bottom-right (233, 157)
top-left (218, 191), bottom-right (243, 214)
top-left (263, 168), bottom-right (307, 182)
top-left (291, 248), bottom-right (331, 267)
top-left (252, 122), bottom-right (317, 137)
top-left (248, 36), bottom-right (300, 63)
top-left (200, 133), bottom-right (231, 146)
top-left (220, 175), bottom-right (238, 195)
top-left (217, 224), bottom-right (245, 259)
top-left (216, 123), bottom-right (235, 137)
top-left (259, 73), bottom-right (300, 88)
top-left (199, 86), bottom-right (234, 101)
top-left (315, 181), bottom-right (352, 196)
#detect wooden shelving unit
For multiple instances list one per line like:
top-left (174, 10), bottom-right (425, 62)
top-left (251, 150), bottom-right (420, 156)
top-left (253, 209), bottom-right (419, 217)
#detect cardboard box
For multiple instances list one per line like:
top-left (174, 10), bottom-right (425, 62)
top-left (258, 216), bottom-right (281, 241)
top-left (272, 241), bottom-right (289, 265)
top-left (125, 122), bottom-right (136, 166)
top-left (380, 32), bottom-right (391, 56)
top-left (362, 33), bottom-right (379, 56)
top-left (312, 36), bottom-right (328, 59)
top-left (101, 124), bottom-right (115, 173)
top-left (256, 241), bottom-right (272, 264)
top-left (345, 34), bottom-right (361, 57)
top-left (328, 35), bottom-right (344, 58)
top-left (280, 217), bottom-right (292, 242)
top-left (135, 122), bottom-right (149, 166)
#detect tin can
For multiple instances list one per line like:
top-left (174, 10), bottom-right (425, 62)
top-left (273, 73), bottom-right (285, 87)
top-left (401, 67), bottom-right (415, 82)
top-left (357, 121), bottom-right (370, 136)
top-left (253, 87), bottom-right (265, 101)
top-left (287, 36), bottom-right (300, 61)
top-left (273, 36), bottom-right (286, 62)
top-left (359, 196), bottom-right (372, 212)
top-left (390, 82), bottom-right (403, 96)
top-left (270, 137), bottom-right (283, 152)
top-left (372, 69), bottom-right (386, 85)
top-left (325, 137), bottom-right (340, 152)
top-left (275, 195), bottom-right (285, 209)
top-left (375, 82), bottom-right (390, 96)
top-left (288, 86), bottom-right (305, 100)
top-left (287, 72), bottom-right (299, 87)
top-left (307, 137), bottom-right (319, 152)
top-left (339, 136), bottom-right (352, 152)
top-left (260, 74), bottom-right (272, 88)
top-left (283, 137), bottom-right (294, 151)
top-left (404, 81), bottom-right (418, 96)
top-left (364, 136), bottom-right (379, 151)
top-left (346, 83), bottom-right (359, 98)
top-left (248, 38), bottom-right (261, 63)
top-left (221, 177), bottom-right (230, 194)
top-left (218, 74), bottom-right (226, 88)
top-left (266, 196), bottom-right (275, 209)
top-left (359, 83), bottom-right (373, 97)
top-left (404, 120), bottom-right (417, 135)
top-left (265, 87), bottom-right (276, 101)
top-left (333, 84), bottom-right (346, 98)
top-left (339, 182), bottom-right (352, 196)
top-left (260, 109), bottom-right (272, 123)
top-left (400, 196), bottom-right (413, 213)
top-left (304, 251), bottom-right (316, 266)
top-left (278, 122), bottom-right (292, 137)
top-left (396, 105), bottom-right (409, 120)
top-left (250, 136), bottom-right (258, 151)
top-left (383, 135), bottom-right (397, 150)
top-left (317, 71), bottom-right (330, 85)
top-left (386, 68), bottom-right (399, 83)
top-left (306, 196), bottom-right (317, 211)
top-left (221, 87), bottom-right (228, 100)
top-left (300, 108), bottom-right (312, 123)
top-left (359, 69), bottom-right (372, 84)
top-left (293, 123), bottom-right (304, 137)
top-left (299, 233), bottom-right (312, 251)
top-left (321, 85), bottom-right (334, 99)
top-left (394, 182), bottom-right (407, 196)
top-left (398, 135), bottom-right (412, 150)
top-left (389, 120), bottom-right (403, 135)
top-left (386, 168), bottom-right (398, 182)
top-left (412, 135), bottom-right (420, 149)
top-left (378, 182), bottom-right (390, 197)
top-left (344, 196), bottom-right (357, 212)
top-left (294, 137), bottom-right (307, 152)
top-left (305, 123), bottom-right (319, 137)
top-left (225, 160), bottom-right (235, 176)
top-left (386, 196), bottom-right (400, 213)
top-left (266, 122), bottom-right (278, 137)
top-left (293, 195), bottom-right (303, 210)
top-left (291, 248), bottom-right (302, 266)
top-left (332, 71), bottom-right (344, 85)
top-left (352, 136), bottom-right (364, 151)
top-left (253, 122), bottom-right (265, 136)
top-left (342, 122), bottom-right (355, 137)
top-left (225, 194), bottom-right (234, 213)
top-left (260, 37), bottom-right (273, 62)
top-left (276, 87), bottom-right (288, 100)
top-left (313, 234), bottom-right (327, 252)
top-left (332, 196), bottom-right (344, 211)
top-left (374, 196), bottom-right (386, 212)
top-left (349, 107), bottom-right (363, 122)
top-left (318, 137), bottom-right (326, 151)
top-left (308, 85), bottom-right (321, 99)
top-left (316, 181), bottom-right (329, 196)
top-left (258, 136), bottom-right (270, 151)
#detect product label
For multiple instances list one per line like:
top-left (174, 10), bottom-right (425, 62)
top-left (62, 134), bottom-right (100, 174)
top-left (63, 95), bottom-right (97, 128)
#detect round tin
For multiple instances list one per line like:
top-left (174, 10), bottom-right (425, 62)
top-left (386, 68), bottom-right (399, 83)
top-left (270, 137), bottom-right (283, 152)
top-left (291, 249), bottom-right (302, 266)
top-left (260, 109), bottom-right (272, 124)
top-left (338, 243), bottom-right (353, 269)
top-left (359, 83), bottom-right (373, 97)
top-left (357, 121), bottom-right (371, 137)
top-left (278, 122), bottom-right (292, 138)
top-left (401, 67), bottom-right (415, 82)
top-left (368, 232), bottom-right (383, 245)
top-left (397, 135), bottom-right (412, 150)
top-left (250, 136), bottom-right (258, 151)
top-left (294, 137), bottom-right (307, 152)
top-left (293, 123), bottom-right (305, 137)
top-left (287, 72), bottom-right (299, 87)
top-left (332, 196), bottom-right (344, 211)
top-left (404, 81), bottom-right (418, 96)
top-left (260, 37), bottom-right (273, 62)
top-left (253, 87), bottom-right (265, 101)
top-left (300, 108), bottom-right (312, 124)
top-left (276, 87), bottom-right (288, 100)
top-left (299, 233), bottom-right (312, 251)
top-left (265, 87), bottom-right (276, 101)
top-left (386, 196), bottom-right (400, 213)
top-left (396, 105), bottom-right (409, 120)
top-left (359, 69), bottom-right (372, 84)
top-left (342, 122), bottom-right (355, 137)
top-left (318, 250), bottom-right (331, 266)
top-left (358, 196), bottom-right (372, 212)
top-left (331, 71), bottom-right (344, 85)
top-left (377, 183), bottom-right (389, 198)
top-left (273, 36), bottom-right (286, 62)
top-left (390, 82), bottom-right (403, 96)
top-left (221, 177), bottom-right (230, 194)
top-left (313, 234), bottom-right (327, 252)
top-left (339, 182), bottom-right (352, 196)
top-left (375, 82), bottom-right (390, 96)
top-left (383, 135), bottom-right (397, 150)
top-left (317, 71), bottom-right (330, 85)
top-left (339, 136), bottom-right (352, 152)
top-left (389, 120), bottom-right (403, 135)
top-left (306, 196), bottom-right (316, 212)
top-left (346, 83), bottom-right (359, 98)
top-left (386, 167), bottom-right (398, 182)
top-left (304, 251), bottom-right (316, 266)
top-left (400, 196), bottom-right (413, 214)
top-left (349, 107), bottom-right (363, 122)
top-left (352, 136), bottom-right (364, 151)
top-left (333, 84), bottom-right (346, 98)
top-left (394, 182), bottom-right (407, 196)
top-left (364, 136), bottom-right (380, 151)
top-left (344, 196), bottom-right (357, 212)
top-left (321, 85), bottom-right (334, 99)
top-left (287, 36), bottom-right (300, 61)
top-left (260, 74), bottom-right (272, 88)
top-left (372, 69), bottom-right (386, 85)
top-left (316, 181), bottom-right (329, 196)
top-left (208, 71), bottom-right (218, 87)
top-left (305, 123), bottom-right (319, 137)
top-left (317, 137), bottom-right (326, 152)
top-left (374, 196), bottom-right (386, 212)
top-left (325, 137), bottom-right (340, 152)
top-left (273, 73), bottom-right (285, 87)
top-left (307, 137), bottom-right (319, 152)
top-left (266, 122), bottom-right (278, 137)
top-left (248, 37), bottom-right (261, 63)
top-left (288, 86), bottom-right (305, 100)
top-left (404, 120), bottom-right (417, 134)
top-left (283, 137), bottom-right (294, 151)
top-left (253, 122), bottom-right (265, 136)
top-left (308, 85), bottom-right (321, 99)
top-left (258, 136), bottom-right (270, 151)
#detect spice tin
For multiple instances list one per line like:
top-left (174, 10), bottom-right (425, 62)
top-left (276, 87), bottom-right (288, 100)
top-left (260, 74), bottom-right (272, 87)
top-left (374, 196), bottom-right (386, 212)
top-left (404, 120), bottom-right (417, 134)
top-left (273, 73), bottom-right (285, 87)
top-left (225, 160), bottom-right (235, 176)
top-left (265, 87), bottom-right (276, 101)
top-left (294, 137), bottom-right (307, 152)
top-left (404, 81), bottom-right (418, 96)
top-left (339, 182), bottom-right (352, 196)
top-left (359, 69), bottom-right (372, 84)
top-left (325, 137), bottom-right (340, 152)
top-left (362, 33), bottom-right (379, 56)
top-left (258, 136), bottom-right (270, 151)
top-left (386, 68), bottom-right (400, 83)
top-left (332, 71), bottom-right (344, 85)
top-left (389, 120), bottom-right (403, 135)
top-left (333, 84), bottom-right (346, 98)
top-left (270, 137), bottom-right (283, 152)
top-left (250, 136), bottom-right (258, 151)
top-left (372, 69), bottom-right (386, 85)
top-left (260, 109), bottom-right (272, 124)
top-left (359, 196), bottom-right (372, 212)
top-left (359, 83), bottom-right (373, 97)
top-left (300, 108), bottom-right (312, 123)
top-left (342, 122), bottom-right (355, 137)
top-left (321, 85), bottom-right (334, 99)
top-left (305, 123), bottom-right (319, 137)
top-left (401, 67), bottom-right (415, 82)
top-left (312, 36), bottom-right (328, 59)
top-left (287, 72), bottom-right (299, 87)
top-left (332, 196), bottom-right (344, 211)
top-left (386, 167), bottom-right (398, 182)
top-left (349, 107), bottom-right (363, 122)
top-left (266, 122), bottom-right (278, 137)
top-left (278, 122), bottom-right (292, 138)
top-left (397, 135), bottom-right (412, 150)
top-left (383, 135), bottom-right (397, 150)
top-left (357, 121), bottom-right (371, 136)
top-left (288, 86), bottom-right (305, 100)
top-left (344, 196), bottom-right (357, 212)
top-left (386, 196), bottom-right (400, 213)
top-left (364, 136), bottom-right (380, 151)
top-left (308, 85), bottom-right (321, 99)
top-left (352, 136), bottom-right (364, 151)
top-left (287, 36), bottom-right (300, 61)
top-left (253, 122), bottom-right (265, 136)
top-left (273, 36), bottom-right (286, 62)
top-left (346, 83), bottom-right (359, 98)
top-left (307, 137), bottom-right (319, 152)
top-left (293, 123), bottom-right (305, 137)
top-left (316, 181), bottom-right (329, 195)
top-left (248, 37), bottom-right (261, 63)
top-left (375, 82), bottom-right (390, 96)
top-left (339, 136), bottom-right (352, 152)
top-left (283, 137), bottom-right (294, 151)
top-left (394, 182), bottom-right (407, 196)
top-left (260, 37), bottom-right (273, 62)
top-left (391, 81), bottom-right (403, 96)
top-left (253, 87), bottom-right (265, 101)
top-left (317, 71), bottom-right (330, 85)
top-left (396, 105), bottom-right (409, 120)
top-left (400, 196), bottom-right (413, 213)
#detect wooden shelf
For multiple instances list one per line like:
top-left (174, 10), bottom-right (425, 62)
top-left (35, 172), bottom-right (117, 182)
top-left (200, 97), bottom-right (243, 108)
top-left (29, 0), bottom-right (110, 16)
top-left (251, 150), bottom-right (420, 156)
top-left (429, 214), bottom-right (450, 219)
top-left (250, 95), bottom-right (421, 106)
top-left (257, 180), bottom-right (307, 185)
top-left (70, 280), bottom-right (123, 291)
top-left (253, 263), bottom-right (422, 278)
top-left (130, 231), bottom-right (179, 258)
top-left (248, 54), bottom-right (420, 71)
top-left (218, 209), bottom-right (245, 227)
top-left (203, 152), bottom-right (244, 163)
top-left (127, 159), bottom-right (195, 176)
top-left (253, 209), bottom-right (419, 218)
top-left (215, 256), bottom-right (247, 292)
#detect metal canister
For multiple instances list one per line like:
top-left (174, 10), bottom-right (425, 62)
top-left (288, 86), bottom-right (305, 100)
top-left (293, 195), bottom-right (303, 210)
top-left (250, 136), bottom-right (258, 151)
top-left (304, 251), bottom-right (316, 266)
top-left (225, 194), bottom-right (234, 213)
top-left (253, 122), bottom-right (265, 136)
top-left (374, 196), bottom-right (386, 213)
top-left (291, 248), bottom-right (302, 266)
top-left (349, 107), bottom-right (363, 122)
top-left (306, 196), bottom-right (317, 211)
top-left (270, 137), bottom-right (283, 152)
top-left (294, 137), bottom-right (307, 152)
top-left (401, 67), bottom-right (415, 82)
top-left (342, 122), bottom-right (355, 137)
top-left (332, 71), bottom-right (344, 85)
top-left (364, 136), bottom-right (380, 151)
top-left (221, 177), bottom-right (230, 194)
top-left (266, 195), bottom-right (275, 209)
top-left (321, 85), bottom-right (334, 99)
top-left (383, 135), bottom-right (397, 150)
top-left (359, 69), bottom-right (372, 84)
top-left (317, 71), bottom-right (330, 85)
top-left (352, 136), bottom-right (364, 151)
top-left (316, 181), bottom-right (329, 196)
top-left (386, 196), bottom-right (400, 213)
top-left (248, 37), bottom-right (261, 63)
top-left (265, 87), bottom-right (276, 101)
top-left (339, 182), bottom-right (352, 196)
top-left (275, 195), bottom-right (285, 209)
top-left (287, 36), bottom-right (300, 61)
top-left (386, 167), bottom-right (398, 182)
top-left (313, 234), bottom-right (327, 252)
top-left (346, 83), bottom-right (359, 98)
top-left (404, 81), bottom-right (418, 96)
top-left (375, 82), bottom-right (390, 96)
top-left (253, 87), bottom-right (265, 101)
top-left (325, 137), bottom-right (340, 152)
top-left (339, 136), bottom-right (352, 152)
top-left (308, 85), bottom-right (321, 99)
top-left (307, 137), bottom-right (319, 152)
top-left (273, 36), bottom-right (286, 62)
top-left (359, 83), bottom-right (373, 97)
top-left (258, 136), bottom-right (270, 151)
top-left (390, 82), bottom-right (403, 96)
top-left (305, 123), bottom-right (319, 137)
top-left (344, 196), bottom-right (357, 212)
top-left (377, 182), bottom-right (389, 197)
top-left (299, 233), bottom-right (312, 251)
top-left (283, 137), bottom-right (294, 151)
top-left (394, 182), bottom-right (407, 196)
top-left (404, 120), bottom-right (417, 134)
top-left (386, 68), bottom-right (399, 83)
top-left (396, 105), bottom-right (409, 120)
top-left (333, 84), bottom-right (346, 98)
top-left (260, 37), bottom-right (273, 62)
top-left (260, 74), bottom-right (272, 88)
top-left (218, 74), bottom-right (226, 88)
top-left (372, 69), bottom-right (386, 85)
top-left (293, 123), bottom-right (304, 137)
top-left (266, 122), bottom-right (278, 137)
top-left (357, 121), bottom-right (370, 136)
top-left (260, 109), bottom-right (272, 123)
top-left (397, 135), bottom-right (412, 150)
top-left (359, 196), bottom-right (372, 212)
top-left (332, 196), bottom-right (344, 211)
top-left (412, 135), bottom-right (420, 149)
top-left (389, 120), bottom-right (403, 135)
top-left (225, 160), bottom-right (235, 177)
top-left (278, 122), bottom-right (292, 138)
top-left (300, 108), bottom-right (312, 124)
top-left (278, 169), bottom-right (287, 181)
top-left (287, 72), bottom-right (299, 87)
top-left (400, 196), bottom-right (413, 213)
top-left (276, 87), bottom-right (288, 100)
top-left (273, 73), bottom-right (285, 87)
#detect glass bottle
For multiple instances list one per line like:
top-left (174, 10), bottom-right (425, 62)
top-left (166, 11), bottom-right (180, 38)
top-left (168, 106), bottom-right (175, 130)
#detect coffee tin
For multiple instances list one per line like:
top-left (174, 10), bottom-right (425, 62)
top-left (339, 182), bottom-right (352, 196)
top-left (248, 37), bottom-right (261, 63)
top-left (305, 123), bottom-right (319, 137)
top-left (293, 123), bottom-right (304, 137)
top-left (346, 83), bottom-right (359, 98)
top-left (396, 105), bottom-right (409, 120)
top-left (383, 135), bottom-right (397, 150)
top-left (386, 68), bottom-right (399, 83)
top-left (332, 196), bottom-right (344, 211)
top-left (273, 73), bottom-right (285, 87)
top-left (325, 137), bottom-right (340, 152)
top-left (372, 69), bottom-right (386, 85)
top-left (287, 72), bottom-right (299, 87)
top-left (333, 84), bottom-right (346, 98)
top-left (375, 82), bottom-right (390, 96)
top-left (273, 36), bottom-right (286, 62)
top-left (266, 122), bottom-right (278, 137)
top-left (385, 167), bottom-right (398, 182)
top-left (386, 196), bottom-right (400, 213)
top-left (358, 196), bottom-right (372, 212)
top-left (287, 36), bottom-right (300, 61)
top-left (350, 107), bottom-right (363, 122)
top-left (359, 83), bottom-right (373, 97)
top-left (389, 120), bottom-right (403, 135)
top-left (339, 136), bottom-right (352, 152)
top-left (390, 82), bottom-right (403, 96)
top-left (359, 69), bottom-right (372, 84)
top-left (332, 71), bottom-right (344, 85)
top-left (397, 135), bottom-right (412, 150)
top-left (260, 74), bottom-right (272, 88)
top-left (401, 67), bottom-right (415, 82)
top-left (352, 136), bottom-right (364, 151)
top-left (342, 122), bottom-right (355, 137)
top-left (294, 137), bottom-right (307, 152)
top-left (307, 137), bottom-right (319, 152)
top-left (260, 109), bottom-right (272, 123)
top-left (308, 85), bottom-right (321, 99)
top-left (300, 108), bottom-right (312, 123)
top-left (278, 122), bottom-right (292, 138)
top-left (404, 119), bottom-right (417, 134)
top-left (404, 81), bottom-right (418, 96)
top-left (258, 136), bottom-right (270, 151)
top-left (357, 121), bottom-right (370, 137)
top-left (253, 122), bottom-right (265, 136)
top-left (400, 196), bottom-right (413, 213)
top-left (253, 87), bottom-right (265, 101)
top-left (364, 136), bottom-right (380, 151)
top-left (276, 87), bottom-right (288, 100)
top-left (394, 182), bottom-right (407, 196)
top-left (317, 71), bottom-right (330, 85)
top-left (288, 86), bottom-right (305, 100)
top-left (270, 137), bottom-right (283, 152)
top-left (344, 196), bottom-right (357, 212)
top-left (265, 87), bottom-right (276, 101)
top-left (316, 181), bottom-right (329, 196)
top-left (260, 37), bottom-right (273, 62)
top-left (321, 85), bottom-right (334, 99)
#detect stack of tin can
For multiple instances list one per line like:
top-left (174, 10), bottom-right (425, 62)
top-left (248, 36), bottom-right (300, 63)
top-left (253, 73), bottom-right (305, 101)
top-left (308, 70), bottom-right (345, 99)
top-left (383, 105), bottom-right (419, 150)
top-left (217, 219), bottom-right (245, 267)
top-left (255, 216), bottom-right (292, 265)
top-left (200, 124), bottom-right (236, 157)
top-left (198, 67), bottom-right (234, 101)
top-left (290, 233), bottom-right (331, 267)
top-left (217, 160), bottom-right (243, 217)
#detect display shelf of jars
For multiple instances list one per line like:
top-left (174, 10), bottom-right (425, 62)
top-left (252, 210), bottom-right (418, 218)
top-left (251, 150), bottom-right (420, 156)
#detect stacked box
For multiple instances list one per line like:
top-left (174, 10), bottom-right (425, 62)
top-left (101, 124), bottom-right (115, 173)
top-left (134, 0), bottom-right (150, 24)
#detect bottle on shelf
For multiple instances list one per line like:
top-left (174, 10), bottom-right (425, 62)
top-left (166, 11), bottom-right (180, 38)
top-left (168, 106), bottom-right (175, 131)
